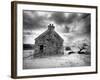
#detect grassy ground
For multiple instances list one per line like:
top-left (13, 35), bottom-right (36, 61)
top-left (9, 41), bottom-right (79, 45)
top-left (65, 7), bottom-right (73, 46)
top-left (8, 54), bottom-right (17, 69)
top-left (23, 50), bottom-right (91, 69)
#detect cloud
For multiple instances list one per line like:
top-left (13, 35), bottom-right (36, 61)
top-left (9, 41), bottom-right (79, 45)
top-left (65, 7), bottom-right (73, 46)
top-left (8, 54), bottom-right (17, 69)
top-left (23, 10), bottom-right (91, 36)
top-left (50, 12), bottom-right (80, 25)
top-left (73, 14), bottom-right (91, 35)
top-left (82, 14), bottom-right (91, 35)
top-left (49, 12), bottom-right (67, 25)
top-left (23, 10), bottom-right (91, 45)
top-left (49, 12), bottom-right (90, 35)
top-left (23, 10), bottom-right (49, 30)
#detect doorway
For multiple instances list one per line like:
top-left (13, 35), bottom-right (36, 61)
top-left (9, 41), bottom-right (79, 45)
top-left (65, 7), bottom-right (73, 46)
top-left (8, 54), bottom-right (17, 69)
top-left (40, 45), bottom-right (43, 52)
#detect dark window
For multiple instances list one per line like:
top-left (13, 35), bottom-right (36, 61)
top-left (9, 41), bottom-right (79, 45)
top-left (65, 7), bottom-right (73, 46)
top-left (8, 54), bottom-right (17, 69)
top-left (46, 38), bottom-right (51, 41)
top-left (40, 45), bottom-right (43, 52)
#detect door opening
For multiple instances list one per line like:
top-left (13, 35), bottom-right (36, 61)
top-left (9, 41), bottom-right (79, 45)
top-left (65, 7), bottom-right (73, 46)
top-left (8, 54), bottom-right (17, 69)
top-left (40, 45), bottom-right (43, 52)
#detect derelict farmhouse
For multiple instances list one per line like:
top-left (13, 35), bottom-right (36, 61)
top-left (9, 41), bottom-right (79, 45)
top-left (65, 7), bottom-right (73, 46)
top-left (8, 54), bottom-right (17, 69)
top-left (34, 24), bottom-right (64, 57)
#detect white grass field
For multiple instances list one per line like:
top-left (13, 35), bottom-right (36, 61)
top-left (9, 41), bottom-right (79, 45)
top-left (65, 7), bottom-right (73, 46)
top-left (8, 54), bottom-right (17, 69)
top-left (23, 50), bottom-right (90, 69)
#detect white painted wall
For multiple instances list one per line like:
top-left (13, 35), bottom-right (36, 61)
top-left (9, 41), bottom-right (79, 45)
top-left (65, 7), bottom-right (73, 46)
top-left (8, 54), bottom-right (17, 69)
top-left (0, 0), bottom-right (99, 80)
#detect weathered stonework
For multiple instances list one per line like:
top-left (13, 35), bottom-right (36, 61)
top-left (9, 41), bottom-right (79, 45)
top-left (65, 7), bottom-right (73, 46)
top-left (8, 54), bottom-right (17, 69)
top-left (34, 24), bottom-right (64, 57)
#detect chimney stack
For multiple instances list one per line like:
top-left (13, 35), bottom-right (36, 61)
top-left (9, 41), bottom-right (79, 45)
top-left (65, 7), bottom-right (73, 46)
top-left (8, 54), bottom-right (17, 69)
top-left (48, 24), bottom-right (55, 31)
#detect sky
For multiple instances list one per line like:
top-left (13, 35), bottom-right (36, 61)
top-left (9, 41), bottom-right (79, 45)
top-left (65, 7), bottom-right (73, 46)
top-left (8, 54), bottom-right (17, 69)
top-left (23, 10), bottom-right (91, 46)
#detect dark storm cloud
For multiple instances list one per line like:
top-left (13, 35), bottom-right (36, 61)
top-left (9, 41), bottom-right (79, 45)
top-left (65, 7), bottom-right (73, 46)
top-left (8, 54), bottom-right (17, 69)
top-left (23, 10), bottom-right (47, 30)
top-left (78, 14), bottom-right (91, 35)
top-left (49, 12), bottom-right (82, 33)
top-left (23, 10), bottom-right (91, 36)
top-left (50, 12), bottom-right (78, 25)
top-left (83, 14), bottom-right (91, 35)
top-left (50, 12), bottom-right (90, 35)
top-left (49, 12), bottom-right (67, 25)
top-left (62, 25), bottom-right (70, 33)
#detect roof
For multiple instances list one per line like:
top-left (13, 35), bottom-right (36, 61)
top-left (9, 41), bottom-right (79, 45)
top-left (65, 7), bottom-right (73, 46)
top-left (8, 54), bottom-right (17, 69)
top-left (35, 24), bottom-right (64, 42)
top-left (35, 29), bottom-right (63, 42)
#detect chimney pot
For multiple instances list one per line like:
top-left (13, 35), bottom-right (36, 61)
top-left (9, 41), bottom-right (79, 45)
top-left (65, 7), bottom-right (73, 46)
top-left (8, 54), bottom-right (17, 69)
top-left (48, 24), bottom-right (55, 31)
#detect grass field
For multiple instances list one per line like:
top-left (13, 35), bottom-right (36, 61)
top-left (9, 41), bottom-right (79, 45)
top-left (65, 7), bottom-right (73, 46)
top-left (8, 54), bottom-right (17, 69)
top-left (23, 50), bottom-right (91, 69)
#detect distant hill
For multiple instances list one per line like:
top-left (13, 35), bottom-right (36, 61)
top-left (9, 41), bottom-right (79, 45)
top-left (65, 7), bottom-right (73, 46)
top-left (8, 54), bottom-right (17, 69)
top-left (23, 44), bottom-right (35, 50)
